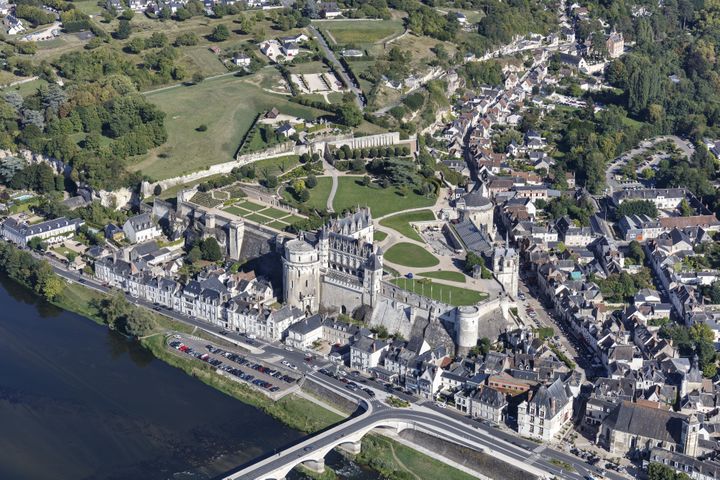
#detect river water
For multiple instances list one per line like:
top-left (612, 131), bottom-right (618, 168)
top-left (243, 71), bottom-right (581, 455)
top-left (0, 276), bottom-right (378, 480)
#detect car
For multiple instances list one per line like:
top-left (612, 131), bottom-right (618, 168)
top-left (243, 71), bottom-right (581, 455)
top-left (436, 402), bottom-right (446, 409)
top-left (285, 346), bottom-right (293, 352)
top-left (363, 388), bottom-right (375, 397)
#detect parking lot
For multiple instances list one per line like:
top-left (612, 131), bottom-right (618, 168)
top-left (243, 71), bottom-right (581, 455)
top-left (167, 334), bottom-right (301, 399)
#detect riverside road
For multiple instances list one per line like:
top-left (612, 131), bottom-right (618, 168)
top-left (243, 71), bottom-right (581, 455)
top-left (39, 252), bottom-right (624, 480)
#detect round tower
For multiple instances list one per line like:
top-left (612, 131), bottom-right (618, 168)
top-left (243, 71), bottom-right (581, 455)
top-left (456, 305), bottom-right (481, 354)
top-left (282, 237), bottom-right (321, 313)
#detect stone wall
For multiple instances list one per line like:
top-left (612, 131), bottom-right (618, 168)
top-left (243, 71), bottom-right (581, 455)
top-left (301, 379), bottom-right (358, 415)
top-left (398, 430), bottom-right (538, 480)
top-left (139, 131), bottom-right (415, 197)
top-left (320, 278), bottom-right (364, 315)
top-left (140, 142), bottom-right (303, 197)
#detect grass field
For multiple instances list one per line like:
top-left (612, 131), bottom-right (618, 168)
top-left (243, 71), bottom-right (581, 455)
top-left (379, 209), bottom-right (435, 242)
top-left (374, 230), bottom-right (388, 242)
top-left (332, 177), bottom-right (436, 217)
top-left (358, 435), bottom-right (478, 480)
top-left (418, 270), bottom-right (467, 283)
top-left (282, 176), bottom-right (333, 211)
top-left (390, 278), bottom-right (486, 306)
top-left (252, 155), bottom-right (301, 179)
top-left (134, 71), bottom-right (327, 181)
top-left (316, 19), bottom-right (404, 45)
top-left (384, 243), bottom-right (439, 268)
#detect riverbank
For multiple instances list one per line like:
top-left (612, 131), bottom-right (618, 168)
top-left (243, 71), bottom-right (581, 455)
top-left (0, 243), bottom-right (486, 480)
top-left (53, 281), bottom-right (344, 435)
top-left (54, 283), bottom-right (486, 480)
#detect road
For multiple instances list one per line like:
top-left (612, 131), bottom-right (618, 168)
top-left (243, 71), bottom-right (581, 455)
top-left (308, 25), bottom-right (364, 110)
top-left (38, 253), bottom-right (625, 479)
top-left (224, 371), bottom-right (622, 480)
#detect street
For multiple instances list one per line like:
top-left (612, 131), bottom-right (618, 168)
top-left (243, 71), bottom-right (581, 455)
top-left (308, 25), bottom-right (365, 110)
top-left (40, 252), bottom-right (627, 479)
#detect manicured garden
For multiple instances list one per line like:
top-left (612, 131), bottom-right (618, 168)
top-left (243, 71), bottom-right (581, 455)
top-left (390, 278), bottom-right (487, 306)
top-left (331, 177), bottom-right (436, 218)
top-left (418, 270), bottom-right (467, 283)
top-left (384, 243), bottom-right (439, 268)
top-left (379, 209), bottom-right (435, 242)
top-left (223, 200), bottom-right (304, 230)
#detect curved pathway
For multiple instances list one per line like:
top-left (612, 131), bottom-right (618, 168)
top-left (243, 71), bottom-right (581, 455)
top-left (323, 159), bottom-right (339, 213)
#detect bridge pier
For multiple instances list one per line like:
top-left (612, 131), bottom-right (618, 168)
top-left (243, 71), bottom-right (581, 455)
top-left (303, 458), bottom-right (325, 474)
top-left (338, 440), bottom-right (362, 455)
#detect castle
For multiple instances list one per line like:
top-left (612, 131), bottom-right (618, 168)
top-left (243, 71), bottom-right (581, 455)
top-left (282, 208), bottom-right (384, 315)
top-left (282, 207), bottom-right (518, 355)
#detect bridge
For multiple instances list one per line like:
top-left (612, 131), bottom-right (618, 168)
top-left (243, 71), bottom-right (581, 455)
top-left (221, 375), bottom-right (594, 480)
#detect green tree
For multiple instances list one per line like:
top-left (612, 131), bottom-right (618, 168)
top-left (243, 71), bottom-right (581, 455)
top-left (123, 308), bottom-right (156, 337)
top-left (115, 19), bottom-right (132, 40)
top-left (187, 245), bottom-right (202, 263)
top-left (305, 174), bottom-right (317, 188)
top-left (210, 24), bottom-right (230, 42)
top-left (201, 238), bottom-right (223, 261)
top-left (337, 102), bottom-right (362, 127)
top-left (192, 72), bottom-right (205, 84)
top-left (628, 240), bottom-right (645, 264)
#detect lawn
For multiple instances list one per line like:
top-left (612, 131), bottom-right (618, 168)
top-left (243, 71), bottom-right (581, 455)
top-left (332, 177), bottom-right (436, 218)
top-left (390, 278), bottom-right (487, 306)
top-left (316, 19), bottom-right (404, 45)
top-left (359, 435), bottom-right (478, 480)
top-left (252, 155), bottom-right (301, 179)
top-left (235, 200), bottom-right (266, 212)
top-left (374, 230), bottom-right (388, 242)
top-left (244, 213), bottom-right (269, 224)
top-left (379, 209), bottom-right (435, 242)
top-left (282, 176), bottom-right (333, 211)
top-left (261, 207), bottom-right (292, 219)
top-left (179, 46), bottom-right (228, 76)
top-left (418, 270), bottom-right (467, 283)
top-left (134, 72), bottom-right (328, 181)
top-left (384, 243), bottom-right (439, 268)
top-left (266, 220), bottom-right (288, 230)
top-left (224, 206), bottom-right (249, 217)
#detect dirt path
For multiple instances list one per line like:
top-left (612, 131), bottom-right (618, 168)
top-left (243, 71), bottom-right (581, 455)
top-left (389, 443), bottom-right (421, 480)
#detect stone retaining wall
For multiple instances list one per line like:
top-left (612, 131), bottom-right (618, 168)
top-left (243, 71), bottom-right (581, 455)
top-left (398, 429), bottom-right (538, 480)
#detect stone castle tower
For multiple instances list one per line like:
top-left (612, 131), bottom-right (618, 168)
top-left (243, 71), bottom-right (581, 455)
top-left (493, 235), bottom-right (519, 298)
top-left (228, 220), bottom-right (244, 260)
top-left (362, 246), bottom-right (384, 307)
top-left (282, 235), bottom-right (321, 313)
top-left (455, 305), bottom-right (481, 355)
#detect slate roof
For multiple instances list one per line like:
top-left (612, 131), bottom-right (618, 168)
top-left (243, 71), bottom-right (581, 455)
top-left (603, 400), bottom-right (686, 445)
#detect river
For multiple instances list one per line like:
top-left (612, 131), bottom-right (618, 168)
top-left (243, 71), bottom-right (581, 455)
top-left (0, 276), bottom-right (378, 480)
